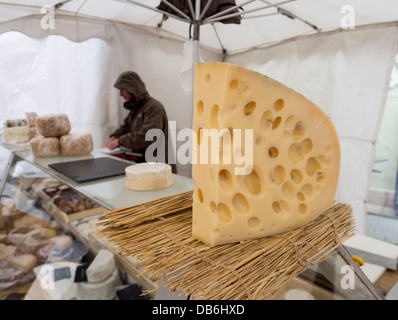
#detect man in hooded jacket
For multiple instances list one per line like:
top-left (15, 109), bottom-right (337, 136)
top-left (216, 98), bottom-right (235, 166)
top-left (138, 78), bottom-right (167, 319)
top-left (105, 71), bottom-right (176, 173)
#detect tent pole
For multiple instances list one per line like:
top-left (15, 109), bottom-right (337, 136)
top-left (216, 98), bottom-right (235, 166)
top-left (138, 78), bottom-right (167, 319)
top-left (188, 0), bottom-right (201, 177)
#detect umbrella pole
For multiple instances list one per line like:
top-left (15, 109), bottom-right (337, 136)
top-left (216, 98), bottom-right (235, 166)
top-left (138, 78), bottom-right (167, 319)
top-left (188, 1), bottom-right (201, 177)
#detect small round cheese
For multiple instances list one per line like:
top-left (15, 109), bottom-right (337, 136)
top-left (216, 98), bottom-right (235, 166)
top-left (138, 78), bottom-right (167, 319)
top-left (125, 162), bottom-right (173, 191)
top-left (59, 133), bottom-right (94, 156)
top-left (36, 113), bottom-right (71, 137)
top-left (30, 137), bottom-right (60, 158)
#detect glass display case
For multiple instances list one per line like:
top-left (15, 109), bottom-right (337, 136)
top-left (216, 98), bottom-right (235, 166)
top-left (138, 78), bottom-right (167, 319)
top-left (0, 143), bottom-right (385, 300)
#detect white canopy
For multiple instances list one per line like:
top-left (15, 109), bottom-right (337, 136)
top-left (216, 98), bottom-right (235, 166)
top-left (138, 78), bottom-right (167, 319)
top-left (0, 0), bottom-right (397, 53)
top-left (1, 0), bottom-right (398, 234)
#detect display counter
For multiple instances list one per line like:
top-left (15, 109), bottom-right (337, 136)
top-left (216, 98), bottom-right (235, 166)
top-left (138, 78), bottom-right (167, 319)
top-left (8, 147), bottom-right (193, 211)
top-left (0, 143), bottom-right (388, 300)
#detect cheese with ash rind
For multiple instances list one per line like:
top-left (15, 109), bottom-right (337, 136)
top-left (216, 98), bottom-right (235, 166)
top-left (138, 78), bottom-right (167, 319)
top-left (125, 162), bottom-right (173, 191)
top-left (86, 249), bottom-right (115, 283)
top-left (59, 133), bottom-right (94, 156)
top-left (3, 126), bottom-right (31, 144)
top-left (30, 137), bottom-right (60, 157)
top-left (36, 113), bottom-right (71, 137)
top-left (192, 62), bottom-right (341, 246)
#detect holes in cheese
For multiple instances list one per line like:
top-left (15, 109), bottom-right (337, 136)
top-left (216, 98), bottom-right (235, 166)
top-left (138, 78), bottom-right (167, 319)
top-left (290, 169), bottom-right (303, 184)
top-left (242, 168), bottom-right (262, 195)
top-left (232, 193), bottom-right (250, 214)
top-left (218, 169), bottom-right (233, 192)
top-left (192, 62), bottom-right (340, 246)
top-left (268, 147), bottom-right (279, 158)
top-left (244, 101), bottom-right (256, 116)
top-left (274, 99), bottom-right (284, 111)
top-left (197, 100), bottom-right (204, 116)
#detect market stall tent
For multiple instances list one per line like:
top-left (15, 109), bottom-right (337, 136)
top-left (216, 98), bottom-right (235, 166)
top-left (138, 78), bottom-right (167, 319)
top-left (0, 0), bottom-right (397, 235)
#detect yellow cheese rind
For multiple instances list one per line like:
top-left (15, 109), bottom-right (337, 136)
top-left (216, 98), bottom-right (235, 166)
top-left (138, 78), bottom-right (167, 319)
top-left (192, 62), bottom-right (341, 247)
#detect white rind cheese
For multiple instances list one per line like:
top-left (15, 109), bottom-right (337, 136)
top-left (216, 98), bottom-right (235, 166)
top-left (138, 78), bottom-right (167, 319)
top-left (86, 249), bottom-right (115, 283)
top-left (125, 163), bottom-right (173, 191)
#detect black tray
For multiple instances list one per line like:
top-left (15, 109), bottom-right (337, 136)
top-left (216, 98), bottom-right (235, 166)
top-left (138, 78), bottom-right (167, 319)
top-left (48, 157), bottom-right (131, 183)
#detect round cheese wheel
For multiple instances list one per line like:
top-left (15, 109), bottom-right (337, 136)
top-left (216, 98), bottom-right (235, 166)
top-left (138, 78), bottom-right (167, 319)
top-left (59, 133), bottom-right (93, 156)
top-left (30, 137), bottom-right (60, 158)
top-left (125, 162), bottom-right (173, 191)
top-left (36, 113), bottom-right (71, 137)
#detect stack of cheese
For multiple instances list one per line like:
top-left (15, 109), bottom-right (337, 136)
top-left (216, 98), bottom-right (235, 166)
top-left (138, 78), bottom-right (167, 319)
top-left (30, 113), bottom-right (94, 158)
top-left (76, 249), bottom-right (121, 300)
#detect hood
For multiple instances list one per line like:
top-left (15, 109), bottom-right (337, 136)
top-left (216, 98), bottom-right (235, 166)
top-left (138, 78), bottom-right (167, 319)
top-left (114, 71), bottom-right (149, 105)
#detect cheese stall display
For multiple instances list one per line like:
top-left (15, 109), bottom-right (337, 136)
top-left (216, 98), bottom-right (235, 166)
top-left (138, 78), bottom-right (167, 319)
top-left (192, 62), bottom-right (341, 246)
top-left (97, 63), bottom-right (369, 300)
top-left (0, 62), bottom-right (388, 300)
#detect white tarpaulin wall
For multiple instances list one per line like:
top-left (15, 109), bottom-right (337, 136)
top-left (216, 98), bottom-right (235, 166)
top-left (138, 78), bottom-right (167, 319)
top-left (0, 1), bottom-right (398, 235)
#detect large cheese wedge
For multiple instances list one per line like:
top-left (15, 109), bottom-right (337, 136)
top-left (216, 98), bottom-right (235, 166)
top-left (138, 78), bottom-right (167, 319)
top-left (192, 62), bottom-right (340, 247)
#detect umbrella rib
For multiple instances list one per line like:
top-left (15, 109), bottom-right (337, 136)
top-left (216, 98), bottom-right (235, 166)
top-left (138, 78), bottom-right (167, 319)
top-left (186, 0), bottom-right (195, 19)
top-left (204, 0), bottom-right (297, 24)
top-left (159, 0), bottom-right (192, 21)
top-left (211, 23), bottom-right (226, 53)
top-left (204, 0), bottom-right (255, 22)
top-left (199, 0), bottom-right (216, 21)
top-left (114, 0), bottom-right (190, 24)
top-left (240, 11), bottom-right (279, 20)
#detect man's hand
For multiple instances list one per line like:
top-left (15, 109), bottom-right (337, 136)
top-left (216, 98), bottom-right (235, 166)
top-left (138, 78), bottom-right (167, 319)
top-left (105, 137), bottom-right (120, 150)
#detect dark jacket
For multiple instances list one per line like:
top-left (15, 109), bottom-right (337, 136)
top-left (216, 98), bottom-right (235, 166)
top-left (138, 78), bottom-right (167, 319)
top-left (111, 71), bottom-right (176, 173)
